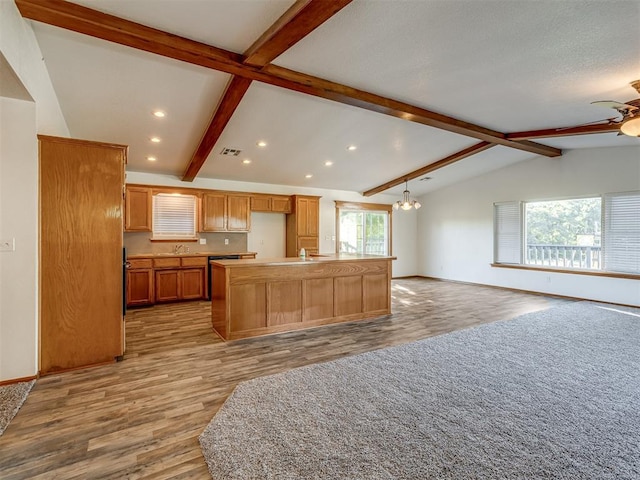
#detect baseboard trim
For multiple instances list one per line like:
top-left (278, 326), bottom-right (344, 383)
top-left (409, 275), bottom-right (639, 309)
top-left (0, 375), bottom-right (38, 387)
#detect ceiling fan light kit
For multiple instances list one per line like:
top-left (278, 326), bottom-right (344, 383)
top-left (592, 79), bottom-right (640, 137)
top-left (620, 116), bottom-right (640, 137)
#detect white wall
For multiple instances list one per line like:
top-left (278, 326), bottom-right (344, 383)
top-left (0, 98), bottom-right (38, 380)
top-left (125, 171), bottom-right (419, 277)
top-left (417, 146), bottom-right (640, 306)
top-left (248, 212), bottom-right (286, 258)
top-left (0, 3), bottom-right (69, 382)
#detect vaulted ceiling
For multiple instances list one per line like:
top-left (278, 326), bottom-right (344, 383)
top-left (17, 0), bottom-right (640, 197)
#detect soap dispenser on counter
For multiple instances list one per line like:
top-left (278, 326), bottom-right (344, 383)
top-left (299, 248), bottom-right (306, 259)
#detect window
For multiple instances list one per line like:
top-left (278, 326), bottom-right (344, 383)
top-left (335, 201), bottom-right (391, 255)
top-left (494, 191), bottom-right (640, 275)
top-left (152, 193), bottom-right (197, 239)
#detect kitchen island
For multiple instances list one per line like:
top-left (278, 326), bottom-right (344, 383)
top-left (210, 254), bottom-right (395, 340)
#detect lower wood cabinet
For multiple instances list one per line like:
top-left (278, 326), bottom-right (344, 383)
top-left (127, 269), bottom-right (154, 306)
top-left (155, 267), bottom-right (206, 303)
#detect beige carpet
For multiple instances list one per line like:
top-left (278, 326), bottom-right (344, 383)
top-left (200, 303), bottom-right (640, 479)
top-left (0, 380), bottom-right (35, 436)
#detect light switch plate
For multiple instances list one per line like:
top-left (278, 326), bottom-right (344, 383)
top-left (199, 238), bottom-right (206, 245)
top-left (224, 238), bottom-right (229, 245)
top-left (0, 238), bottom-right (15, 252)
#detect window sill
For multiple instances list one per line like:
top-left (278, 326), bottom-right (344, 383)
top-left (150, 238), bottom-right (199, 243)
top-left (491, 263), bottom-right (640, 280)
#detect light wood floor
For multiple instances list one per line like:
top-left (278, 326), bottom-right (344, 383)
top-left (0, 278), bottom-right (573, 479)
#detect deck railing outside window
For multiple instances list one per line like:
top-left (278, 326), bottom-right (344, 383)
top-left (526, 244), bottom-right (601, 270)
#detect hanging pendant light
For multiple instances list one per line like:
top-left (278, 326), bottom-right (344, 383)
top-left (393, 180), bottom-right (421, 211)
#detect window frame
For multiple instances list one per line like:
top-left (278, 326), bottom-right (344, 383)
top-left (151, 192), bottom-right (198, 241)
top-left (335, 201), bottom-right (392, 256)
top-left (492, 192), bottom-right (640, 280)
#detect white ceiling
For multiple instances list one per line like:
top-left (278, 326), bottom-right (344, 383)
top-left (27, 0), bottom-right (640, 197)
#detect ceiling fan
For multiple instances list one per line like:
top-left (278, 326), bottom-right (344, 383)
top-left (591, 80), bottom-right (640, 137)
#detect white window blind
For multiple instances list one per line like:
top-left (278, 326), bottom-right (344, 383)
top-left (603, 191), bottom-right (640, 274)
top-left (152, 193), bottom-right (197, 239)
top-left (494, 201), bottom-right (522, 264)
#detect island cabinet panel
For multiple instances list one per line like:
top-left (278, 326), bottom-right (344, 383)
top-left (268, 281), bottom-right (303, 326)
top-left (334, 276), bottom-right (363, 316)
top-left (303, 278), bottom-right (334, 322)
top-left (211, 255), bottom-right (395, 341)
top-left (230, 283), bottom-right (267, 332)
top-left (363, 273), bottom-right (390, 312)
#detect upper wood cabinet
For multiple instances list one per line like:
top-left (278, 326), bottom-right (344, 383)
top-left (125, 185), bottom-right (152, 232)
top-left (250, 194), bottom-right (292, 214)
top-left (286, 195), bottom-right (321, 257)
top-left (201, 193), bottom-right (227, 231)
top-left (201, 193), bottom-right (250, 232)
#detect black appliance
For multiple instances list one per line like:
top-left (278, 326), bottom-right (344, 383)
top-left (207, 255), bottom-right (240, 300)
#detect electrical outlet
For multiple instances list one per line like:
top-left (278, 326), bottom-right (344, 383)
top-left (199, 238), bottom-right (206, 245)
top-left (0, 238), bottom-right (15, 252)
top-left (224, 238), bottom-right (229, 245)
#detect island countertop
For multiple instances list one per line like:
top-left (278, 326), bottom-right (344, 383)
top-left (209, 253), bottom-right (396, 267)
top-left (210, 253), bottom-right (395, 340)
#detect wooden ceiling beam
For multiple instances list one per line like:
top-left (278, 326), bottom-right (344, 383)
top-left (244, 0), bottom-right (353, 68)
top-left (17, 0), bottom-right (561, 162)
top-left (180, 0), bottom-right (352, 181)
top-left (506, 122), bottom-right (621, 140)
top-left (363, 141), bottom-right (496, 197)
top-left (181, 76), bottom-right (252, 182)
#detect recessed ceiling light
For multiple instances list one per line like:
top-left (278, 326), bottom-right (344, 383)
top-left (242, 159), bottom-right (252, 164)
top-left (153, 110), bottom-right (165, 118)
top-left (150, 137), bottom-right (161, 143)
top-left (146, 156), bottom-right (157, 162)
top-left (324, 161), bottom-right (333, 166)
top-left (347, 145), bottom-right (357, 151)
top-left (257, 141), bottom-right (267, 147)
top-left (305, 174), bottom-right (313, 179)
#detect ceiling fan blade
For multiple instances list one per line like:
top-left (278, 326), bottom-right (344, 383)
top-left (591, 100), bottom-right (639, 111)
top-left (556, 116), bottom-right (620, 130)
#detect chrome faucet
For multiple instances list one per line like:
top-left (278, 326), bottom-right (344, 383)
top-left (174, 244), bottom-right (185, 254)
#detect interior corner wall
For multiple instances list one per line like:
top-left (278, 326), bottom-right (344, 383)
top-left (417, 146), bottom-right (640, 306)
top-left (0, 97), bottom-right (38, 380)
top-left (0, 3), bottom-right (69, 381)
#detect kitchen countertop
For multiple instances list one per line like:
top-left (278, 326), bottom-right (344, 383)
top-left (128, 251), bottom-right (257, 259)
top-left (209, 253), bottom-right (396, 267)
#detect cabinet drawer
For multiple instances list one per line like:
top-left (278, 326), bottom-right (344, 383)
top-left (153, 257), bottom-right (181, 268)
top-left (128, 258), bottom-right (153, 269)
top-left (181, 256), bottom-right (208, 267)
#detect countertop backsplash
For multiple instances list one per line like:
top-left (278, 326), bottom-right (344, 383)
top-left (124, 232), bottom-right (248, 255)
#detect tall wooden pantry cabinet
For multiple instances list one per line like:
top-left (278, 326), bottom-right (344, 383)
top-left (39, 135), bottom-right (126, 374)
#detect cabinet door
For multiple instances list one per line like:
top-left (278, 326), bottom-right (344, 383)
top-left (250, 195), bottom-right (272, 212)
top-left (202, 193), bottom-right (227, 231)
top-left (127, 269), bottom-right (154, 306)
top-left (155, 270), bottom-right (180, 302)
top-left (272, 196), bottom-right (292, 213)
top-left (181, 268), bottom-right (205, 299)
top-left (306, 197), bottom-right (319, 236)
top-left (227, 194), bottom-right (251, 231)
top-left (297, 197), bottom-right (310, 236)
top-left (125, 186), bottom-right (152, 231)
